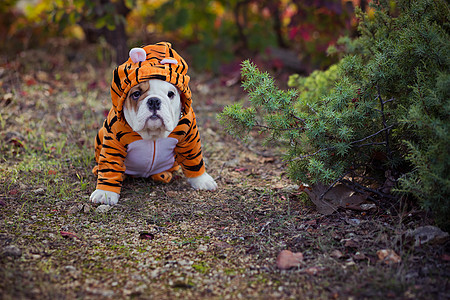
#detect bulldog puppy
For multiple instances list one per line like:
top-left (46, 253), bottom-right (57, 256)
top-left (90, 43), bottom-right (217, 205)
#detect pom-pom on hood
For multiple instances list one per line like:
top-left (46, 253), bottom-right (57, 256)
top-left (110, 42), bottom-right (192, 119)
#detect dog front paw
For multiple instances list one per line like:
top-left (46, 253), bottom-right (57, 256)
top-left (90, 189), bottom-right (120, 205)
top-left (187, 172), bottom-right (217, 191)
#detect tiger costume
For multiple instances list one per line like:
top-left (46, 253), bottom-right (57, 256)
top-left (92, 42), bottom-right (206, 195)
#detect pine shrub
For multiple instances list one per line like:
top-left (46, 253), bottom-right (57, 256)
top-left (219, 0), bottom-right (450, 230)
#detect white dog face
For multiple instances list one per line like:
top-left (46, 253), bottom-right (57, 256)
top-left (123, 79), bottom-right (181, 140)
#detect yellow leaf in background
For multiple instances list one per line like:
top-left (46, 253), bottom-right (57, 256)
top-left (66, 25), bottom-right (85, 41)
top-left (367, 7), bottom-right (376, 20)
top-left (210, 1), bottom-right (224, 15)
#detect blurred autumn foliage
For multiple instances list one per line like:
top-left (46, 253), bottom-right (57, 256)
top-left (0, 0), bottom-right (362, 71)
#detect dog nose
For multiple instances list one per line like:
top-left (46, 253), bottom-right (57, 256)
top-left (147, 97), bottom-right (161, 111)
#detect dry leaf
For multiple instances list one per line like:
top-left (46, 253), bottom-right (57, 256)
top-left (304, 183), bottom-right (368, 215)
top-left (342, 239), bottom-right (358, 248)
top-left (353, 252), bottom-right (366, 260)
top-left (139, 232), bottom-right (154, 240)
top-left (60, 231), bottom-right (80, 240)
top-left (330, 249), bottom-right (344, 259)
top-left (304, 266), bottom-right (323, 275)
top-left (276, 250), bottom-right (304, 270)
top-left (405, 225), bottom-right (449, 247)
top-left (377, 249), bottom-right (401, 264)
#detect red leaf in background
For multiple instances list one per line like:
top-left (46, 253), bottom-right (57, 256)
top-left (299, 28), bottom-right (312, 41)
top-left (289, 27), bottom-right (299, 40)
top-left (103, 109), bottom-right (109, 117)
top-left (26, 78), bottom-right (37, 86)
top-left (48, 170), bottom-right (57, 175)
top-left (234, 167), bottom-right (248, 172)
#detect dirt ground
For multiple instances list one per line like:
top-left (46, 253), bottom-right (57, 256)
top-left (1, 43), bottom-right (449, 299)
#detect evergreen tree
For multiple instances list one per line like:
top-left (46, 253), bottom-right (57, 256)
top-left (219, 0), bottom-right (450, 230)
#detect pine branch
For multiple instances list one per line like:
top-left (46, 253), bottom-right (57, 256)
top-left (292, 125), bottom-right (393, 161)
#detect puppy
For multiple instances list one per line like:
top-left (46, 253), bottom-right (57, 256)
top-left (90, 42), bottom-right (217, 205)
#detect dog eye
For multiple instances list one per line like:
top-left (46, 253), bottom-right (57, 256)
top-left (168, 91), bottom-right (175, 99)
top-left (131, 91), bottom-right (141, 100)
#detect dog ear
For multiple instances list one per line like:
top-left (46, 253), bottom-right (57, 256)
top-left (129, 48), bottom-right (147, 63)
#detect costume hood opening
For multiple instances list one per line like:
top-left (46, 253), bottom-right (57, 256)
top-left (110, 42), bottom-right (192, 119)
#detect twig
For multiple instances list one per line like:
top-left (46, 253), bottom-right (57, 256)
top-left (349, 125), bottom-right (393, 146)
top-left (291, 113), bottom-right (306, 124)
top-left (354, 142), bottom-right (387, 148)
top-left (377, 85), bottom-right (392, 160)
top-left (258, 221), bottom-right (271, 235)
top-left (341, 179), bottom-right (396, 199)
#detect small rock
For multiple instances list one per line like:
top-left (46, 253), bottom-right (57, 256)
top-left (224, 158), bottom-right (240, 168)
top-left (360, 203), bottom-right (376, 211)
top-left (2, 245), bottom-right (22, 257)
top-left (197, 245), bottom-right (208, 252)
top-left (68, 204), bottom-right (83, 214)
top-left (83, 204), bottom-right (92, 213)
top-left (32, 188), bottom-right (45, 195)
top-left (346, 218), bottom-right (361, 226)
top-left (282, 185), bottom-right (300, 193)
top-left (276, 250), bottom-right (304, 270)
top-left (64, 265), bottom-right (77, 272)
top-left (406, 225), bottom-right (449, 247)
top-left (96, 205), bottom-right (111, 213)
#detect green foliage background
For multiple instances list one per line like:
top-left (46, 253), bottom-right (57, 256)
top-left (219, 0), bottom-right (450, 229)
top-left (1, 0), bottom-right (354, 70)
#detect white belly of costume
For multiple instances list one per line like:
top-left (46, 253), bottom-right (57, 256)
top-left (124, 138), bottom-right (178, 178)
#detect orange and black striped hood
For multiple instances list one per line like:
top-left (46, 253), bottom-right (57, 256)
top-left (110, 42), bottom-right (192, 119)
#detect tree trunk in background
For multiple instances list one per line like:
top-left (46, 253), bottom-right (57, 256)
top-left (79, 0), bottom-right (130, 65)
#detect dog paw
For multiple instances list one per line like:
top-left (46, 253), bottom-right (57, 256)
top-left (187, 172), bottom-right (217, 191)
top-left (90, 189), bottom-right (120, 205)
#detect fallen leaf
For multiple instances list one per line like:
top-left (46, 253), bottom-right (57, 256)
top-left (139, 232), bottom-right (154, 240)
top-left (60, 231), bottom-right (79, 240)
top-left (276, 250), bottom-right (304, 270)
top-left (353, 251), bottom-right (366, 260)
top-left (9, 189), bottom-right (19, 195)
top-left (304, 266), bottom-right (323, 275)
top-left (342, 239), bottom-right (358, 248)
top-left (330, 249), bottom-right (343, 259)
top-left (304, 183), bottom-right (368, 215)
top-left (377, 249), bottom-right (401, 264)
